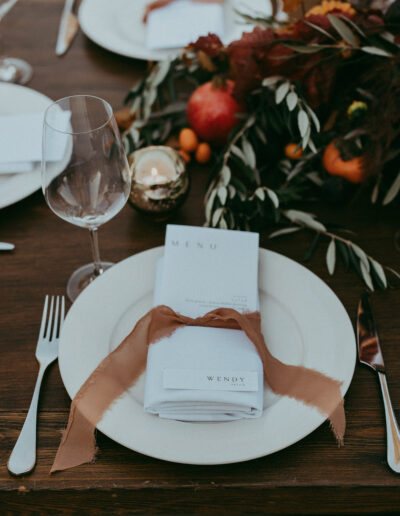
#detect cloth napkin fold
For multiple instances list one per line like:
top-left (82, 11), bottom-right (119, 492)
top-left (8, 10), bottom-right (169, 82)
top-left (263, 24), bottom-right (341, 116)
top-left (0, 111), bottom-right (70, 174)
top-left (51, 305), bottom-right (345, 473)
top-left (144, 256), bottom-right (263, 420)
top-left (144, 326), bottom-right (264, 420)
top-left (145, 0), bottom-right (224, 50)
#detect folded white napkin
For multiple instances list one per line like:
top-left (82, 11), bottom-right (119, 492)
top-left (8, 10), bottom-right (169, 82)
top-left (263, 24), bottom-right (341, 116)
top-left (0, 111), bottom-right (70, 175)
top-left (146, 0), bottom-right (224, 50)
top-left (144, 225), bottom-right (263, 421)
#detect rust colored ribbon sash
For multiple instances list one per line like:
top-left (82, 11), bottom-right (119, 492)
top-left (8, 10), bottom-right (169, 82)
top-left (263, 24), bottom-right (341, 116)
top-left (51, 305), bottom-right (345, 473)
top-left (143, 0), bottom-right (223, 23)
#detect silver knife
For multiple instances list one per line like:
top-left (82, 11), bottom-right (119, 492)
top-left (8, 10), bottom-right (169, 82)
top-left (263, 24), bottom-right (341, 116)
top-left (55, 0), bottom-right (78, 56)
top-left (0, 242), bottom-right (15, 251)
top-left (357, 291), bottom-right (400, 473)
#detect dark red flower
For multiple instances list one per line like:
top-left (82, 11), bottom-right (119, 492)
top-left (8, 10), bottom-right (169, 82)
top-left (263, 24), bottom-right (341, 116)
top-left (190, 33), bottom-right (224, 57)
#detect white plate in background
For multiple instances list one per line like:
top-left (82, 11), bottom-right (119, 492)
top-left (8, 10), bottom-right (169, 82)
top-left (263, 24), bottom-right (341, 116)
top-left (0, 83), bottom-right (53, 209)
top-left (79, 0), bottom-right (275, 61)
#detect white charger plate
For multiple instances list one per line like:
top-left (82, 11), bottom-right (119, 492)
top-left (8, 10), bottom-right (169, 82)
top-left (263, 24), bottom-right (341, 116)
top-left (58, 246), bottom-right (356, 465)
top-left (0, 83), bottom-right (53, 210)
top-left (78, 0), bottom-right (273, 61)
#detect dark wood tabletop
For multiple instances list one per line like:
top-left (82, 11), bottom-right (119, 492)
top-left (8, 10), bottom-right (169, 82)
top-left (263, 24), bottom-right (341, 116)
top-left (1, 1), bottom-right (400, 514)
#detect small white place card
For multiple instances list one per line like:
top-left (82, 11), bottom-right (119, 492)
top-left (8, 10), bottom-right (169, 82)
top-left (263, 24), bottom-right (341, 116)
top-left (163, 369), bottom-right (259, 391)
top-left (146, 0), bottom-right (224, 50)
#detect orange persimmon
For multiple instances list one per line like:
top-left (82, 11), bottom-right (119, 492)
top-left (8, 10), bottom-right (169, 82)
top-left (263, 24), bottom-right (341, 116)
top-left (195, 142), bottom-right (211, 163)
top-left (322, 140), bottom-right (364, 184)
top-left (179, 128), bottom-right (198, 153)
top-left (284, 143), bottom-right (303, 160)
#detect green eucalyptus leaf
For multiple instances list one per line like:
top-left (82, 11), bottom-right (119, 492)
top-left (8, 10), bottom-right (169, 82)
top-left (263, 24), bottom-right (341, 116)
top-left (370, 259), bottom-right (387, 288)
top-left (286, 91), bottom-right (298, 111)
top-left (306, 106), bottom-right (321, 132)
top-left (255, 187), bottom-right (265, 201)
top-left (360, 260), bottom-right (374, 291)
top-left (218, 186), bottom-right (228, 205)
top-left (219, 217), bottom-right (228, 230)
top-left (361, 46), bottom-right (393, 57)
top-left (303, 20), bottom-right (337, 41)
top-left (298, 110), bottom-right (310, 138)
top-left (351, 243), bottom-right (370, 271)
top-left (227, 185), bottom-right (236, 199)
top-left (327, 14), bottom-right (358, 47)
top-left (275, 81), bottom-right (290, 104)
top-left (338, 14), bottom-right (366, 38)
top-left (231, 145), bottom-right (247, 163)
top-left (242, 137), bottom-right (256, 168)
top-left (326, 238), bottom-right (336, 275)
top-left (255, 125), bottom-right (267, 144)
top-left (266, 188), bottom-right (279, 208)
top-left (371, 180), bottom-right (380, 204)
top-left (269, 227), bottom-right (303, 239)
top-left (383, 171), bottom-right (400, 205)
top-left (262, 76), bottom-right (282, 87)
top-left (284, 44), bottom-right (323, 53)
top-left (220, 165), bottom-right (231, 186)
top-left (205, 188), bottom-right (217, 223)
top-left (211, 207), bottom-right (224, 227)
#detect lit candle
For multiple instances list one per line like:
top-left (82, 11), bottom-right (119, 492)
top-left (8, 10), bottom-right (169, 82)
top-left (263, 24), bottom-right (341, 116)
top-left (135, 150), bottom-right (178, 186)
top-left (128, 146), bottom-right (189, 220)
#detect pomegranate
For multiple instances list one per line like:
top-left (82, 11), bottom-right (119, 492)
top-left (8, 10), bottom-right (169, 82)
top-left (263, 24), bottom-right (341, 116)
top-left (186, 80), bottom-right (241, 146)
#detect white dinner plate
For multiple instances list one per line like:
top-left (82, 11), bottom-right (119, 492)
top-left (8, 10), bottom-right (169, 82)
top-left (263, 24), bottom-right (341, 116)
top-left (0, 83), bottom-right (53, 210)
top-left (59, 246), bottom-right (356, 465)
top-left (78, 0), bottom-right (274, 61)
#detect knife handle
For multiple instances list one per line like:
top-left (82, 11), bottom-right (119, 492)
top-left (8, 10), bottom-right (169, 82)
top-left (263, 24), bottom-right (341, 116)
top-left (378, 371), bottom-right (400, 473)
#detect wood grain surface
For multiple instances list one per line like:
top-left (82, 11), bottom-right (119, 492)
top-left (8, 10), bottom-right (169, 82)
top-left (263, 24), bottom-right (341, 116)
top-left (1, 1), bottom-right (400, 514)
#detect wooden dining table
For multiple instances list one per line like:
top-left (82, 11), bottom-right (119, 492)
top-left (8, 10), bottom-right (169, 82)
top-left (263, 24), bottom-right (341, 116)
top-left (1, 1), bottom-right (400, 513)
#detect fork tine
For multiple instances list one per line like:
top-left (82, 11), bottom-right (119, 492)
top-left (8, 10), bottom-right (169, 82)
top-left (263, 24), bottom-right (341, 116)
top-left (45, 296), bottom-right (55, 340)
top-left (51, 296), bottom-right (60, 341)
top-left (60, 296), bottom-right (65, 331)
top-left (38, 295), bottom-right (49, 339)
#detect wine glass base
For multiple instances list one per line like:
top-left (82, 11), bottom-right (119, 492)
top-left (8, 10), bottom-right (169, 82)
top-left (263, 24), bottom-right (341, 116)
top-left (67, 262), bottom-right (113, 302)
top-left (0, 57), bottom-right (33, 84)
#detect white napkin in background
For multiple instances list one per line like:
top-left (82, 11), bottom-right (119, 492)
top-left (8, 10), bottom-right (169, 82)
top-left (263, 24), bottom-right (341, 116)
top-left (146, 0), bottom-right (224, 50)
top-left (144, 225), bottom-right (264, 421)
top-left (0, 111), bottom-right (70, 174)
top-left (0, 161), bottom-right (34, 174)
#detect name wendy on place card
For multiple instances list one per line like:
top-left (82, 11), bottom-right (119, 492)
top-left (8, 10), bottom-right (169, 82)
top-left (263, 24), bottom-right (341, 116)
top-left (163, 369), bottom-right (259, 392)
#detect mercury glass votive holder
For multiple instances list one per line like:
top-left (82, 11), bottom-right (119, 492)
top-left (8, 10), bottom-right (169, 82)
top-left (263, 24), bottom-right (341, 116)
top-left (128, 146), bottom-right (189, 220)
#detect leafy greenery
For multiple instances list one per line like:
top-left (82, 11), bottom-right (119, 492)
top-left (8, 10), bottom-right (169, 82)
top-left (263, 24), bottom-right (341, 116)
top-left (121, 4), bottom-right (400, 290)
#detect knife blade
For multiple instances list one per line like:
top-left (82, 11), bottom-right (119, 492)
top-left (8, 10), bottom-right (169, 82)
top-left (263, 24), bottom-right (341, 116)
top-left (56, 0), bottom-right (78, 57)
top-left (357, 291), bottom-right (400, 473)
top-left (0, 242), bottom-right (15, 251)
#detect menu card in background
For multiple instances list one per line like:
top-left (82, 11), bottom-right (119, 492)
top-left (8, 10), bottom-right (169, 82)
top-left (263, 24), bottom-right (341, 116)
top-left (146, 0), bottom-right (224, 50)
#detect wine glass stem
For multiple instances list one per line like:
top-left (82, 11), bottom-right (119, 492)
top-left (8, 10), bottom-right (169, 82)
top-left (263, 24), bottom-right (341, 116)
top-left (89, 228), bottom-right (103, 276)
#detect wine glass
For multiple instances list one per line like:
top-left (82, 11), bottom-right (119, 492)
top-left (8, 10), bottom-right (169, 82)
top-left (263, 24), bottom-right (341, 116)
top-left (0, 0), bottom-right (33, 84)
top-left (42, 95), bottom-right (132, 301)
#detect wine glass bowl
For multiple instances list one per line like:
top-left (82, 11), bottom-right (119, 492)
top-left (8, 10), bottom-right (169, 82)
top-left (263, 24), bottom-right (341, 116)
top-left (42, 95), bottom-right (131, 301)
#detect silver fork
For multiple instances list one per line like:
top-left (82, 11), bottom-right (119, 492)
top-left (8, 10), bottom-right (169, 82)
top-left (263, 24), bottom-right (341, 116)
top-left (7, 295), bottom-right (65, 476)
